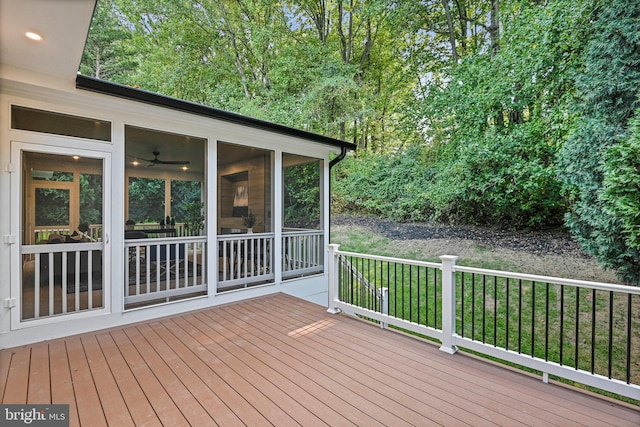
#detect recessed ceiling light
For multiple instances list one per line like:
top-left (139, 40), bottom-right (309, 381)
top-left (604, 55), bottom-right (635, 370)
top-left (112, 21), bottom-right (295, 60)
top-left (132, 160), bottom-right (140, 166)
top-left (72, 156), bottom-right (80, 160)
top-left (26, 32), bottom-right (42, 41)
top-left (182, 166), bottom-right (189, 171)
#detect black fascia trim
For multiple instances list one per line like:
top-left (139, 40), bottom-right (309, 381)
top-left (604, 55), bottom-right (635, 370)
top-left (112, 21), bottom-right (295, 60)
top-left (76, 75), bottom-right (356, 151)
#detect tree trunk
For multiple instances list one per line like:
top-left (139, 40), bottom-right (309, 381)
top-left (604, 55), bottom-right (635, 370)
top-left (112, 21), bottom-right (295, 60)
top-left (489, 0), bottom-right (500, 57)
top-left (442, 0), bottom-right (458, 63)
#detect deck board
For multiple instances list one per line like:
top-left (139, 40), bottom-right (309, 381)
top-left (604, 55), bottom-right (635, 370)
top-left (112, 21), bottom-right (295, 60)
top-left (1, 293), bottom-right (638, 427)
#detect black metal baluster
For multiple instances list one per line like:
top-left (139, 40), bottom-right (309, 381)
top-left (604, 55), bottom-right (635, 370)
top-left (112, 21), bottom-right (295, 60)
top-left (560, 285), bottom-right (565, 366)
top-left (545, 282), bottom-right (550, 361)
top-left (609, 291), bottom-right (614, 379)
top-left (591, 288), bottom-right (596, 374)
top-left (506, 278), bottom-right (510, 351)
top-left (531, 281), bottom-right (536, 357)
top-left (425, 266), bottom-right (429, 327)
top-left (626, 294), bottom-right (632, 384)
top-left (518, 279), bottom-right (522, 354)
top-left (461, 272), bottom-right (466, 337)
top-left (394, 262), bottom-right (398, 318)
top-left (482, 275), bottom-right (486, 344)
top-left (417, 266), bottom-right (421, 325)
top-left (433, 270), bottom-right (442, 329)
top-left (493, 276), bottom-right (497, 346)
top-left (575, 287), bottom-right (580, 370)
top-left (408, 264), bottom-right (412, 322)
top-left (472, 273), bottom-right (476, 340)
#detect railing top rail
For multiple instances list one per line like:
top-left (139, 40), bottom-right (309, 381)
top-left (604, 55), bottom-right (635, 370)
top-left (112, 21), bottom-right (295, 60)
top-left (217, 232), bottom-right (274, 241)
top-left (22, 241), bottom-right (103, 254)
top-left (335, 248), bottom-right (639, 295)
top-left (124, 235), bottom-right (206, 245)
top-left (455, 264), bottom-right (640, 294)
top-left (283, 229), bottom-right (323, 235)
top-left (336, 249), bottom-right (442, 269)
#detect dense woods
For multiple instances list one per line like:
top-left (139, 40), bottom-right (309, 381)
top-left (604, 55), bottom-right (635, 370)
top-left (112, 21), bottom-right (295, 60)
top-left (81, 0), bottom-right (640, 283)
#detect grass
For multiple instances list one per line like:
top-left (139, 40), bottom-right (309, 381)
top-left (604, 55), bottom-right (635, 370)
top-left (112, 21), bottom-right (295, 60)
top-left (332, 226), bottom-right (640, 405)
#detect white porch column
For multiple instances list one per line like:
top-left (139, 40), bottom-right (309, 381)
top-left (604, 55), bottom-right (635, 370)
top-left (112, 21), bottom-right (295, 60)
top-left (273, 150), bottom-right (282, 284)
top-left (439, 255), bottom-right (459, 354)
top-left (327, 243), bottom-right (341, 314)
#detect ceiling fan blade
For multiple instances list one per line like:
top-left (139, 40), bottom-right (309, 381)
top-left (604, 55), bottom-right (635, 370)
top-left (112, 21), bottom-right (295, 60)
top-left (155, 159), bottom-right (190, 165)
top-left (129, 151), bottom-right (190, 166)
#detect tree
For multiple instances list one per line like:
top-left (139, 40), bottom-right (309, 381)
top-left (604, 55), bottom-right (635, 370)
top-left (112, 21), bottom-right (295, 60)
top-left (558, 0), bottom-right (640, 284)
top-left (79, 0), bottom-right (137, 80)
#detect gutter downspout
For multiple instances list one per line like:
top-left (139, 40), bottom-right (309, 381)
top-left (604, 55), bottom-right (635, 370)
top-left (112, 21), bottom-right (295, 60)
top-left (328, 146), bottom-right (349, 243)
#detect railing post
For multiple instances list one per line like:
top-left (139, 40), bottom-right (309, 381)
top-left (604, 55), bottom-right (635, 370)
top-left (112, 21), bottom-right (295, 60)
top-left (439, 255), bottom-right (459, 354)
top-left (327, 243), bottom-right (341, 314)
top-left (380, 287), bottom-right (389, 329)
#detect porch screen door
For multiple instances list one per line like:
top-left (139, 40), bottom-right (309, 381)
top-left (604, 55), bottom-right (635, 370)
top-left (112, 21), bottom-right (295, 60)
top-left (14, 144), bottom-right (110, 325)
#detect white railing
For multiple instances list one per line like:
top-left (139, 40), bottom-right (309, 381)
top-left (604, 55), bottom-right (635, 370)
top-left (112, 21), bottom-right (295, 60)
top-left (282, 229), bottom-right (324, 278)
top-left (21, 242), bottom-right (104, 320)
top-left (131, 222), bottom-right (186, 236)
top-left (124, 236), bottom-right (206, 306)
top-left (33, 227), bottom-right (72, 245)
top-left (87, 224), bottom-right (103, 241)
top-left (327, 245), bottom-right (640, 401)
top-left (217, 233), bottom-right (274, 289)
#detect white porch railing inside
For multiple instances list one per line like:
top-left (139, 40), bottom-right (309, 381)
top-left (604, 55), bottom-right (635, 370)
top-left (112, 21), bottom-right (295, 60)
top-left (21, 242), bottom-right (104, 320)
top-left (217, 233), bottom-right (274, 290)
top-left (327, 245), bottom-right (640, 401)
top-left (124, 236), bottom-right (206, 307)
top-left (282, 229), bottom-right (324, 278)
top-left (33, 227), bottom-right (72, 245)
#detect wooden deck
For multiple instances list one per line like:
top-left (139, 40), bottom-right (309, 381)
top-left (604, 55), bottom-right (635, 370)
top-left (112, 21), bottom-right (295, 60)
top-left (1, 294), bottom-right (638, 426)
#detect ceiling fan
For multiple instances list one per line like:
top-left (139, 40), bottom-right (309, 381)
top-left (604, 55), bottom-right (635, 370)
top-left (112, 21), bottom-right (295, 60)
top-left (135, 151), bottom-right (190, 167)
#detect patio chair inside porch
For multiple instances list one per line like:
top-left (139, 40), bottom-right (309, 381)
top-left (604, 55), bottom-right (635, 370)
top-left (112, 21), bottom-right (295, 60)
top-left (148, 243), bottom-right (186, 280)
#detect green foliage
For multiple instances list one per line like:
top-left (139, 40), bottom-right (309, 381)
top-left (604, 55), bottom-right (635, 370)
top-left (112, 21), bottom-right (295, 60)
top-left (170, 180), bottom-right (201, 222)
top-left (334, 147), bottom-right (434, 222)
top-left (183, 202), bottom-right (205, 236)
top-left (426, 126), bottom-right (565, 228)
top-left (602, 110), bottom-right (640, 254)
top-left (83, 0), bottom-right (640, 279)
top-left (558, 0), bottom-right (640, 284)
top-left (284, 161), bottom-right (321, 227)
top-left (128, 177), bottom-right (165, 223)
top-left (80, 0), bottom-right (137, 80)
top-left (79, 174), bottom-right (103, 226)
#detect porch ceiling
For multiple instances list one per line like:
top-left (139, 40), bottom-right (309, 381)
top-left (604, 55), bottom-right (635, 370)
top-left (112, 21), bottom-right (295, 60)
top-left (0, 0), bottom-right (95, 81)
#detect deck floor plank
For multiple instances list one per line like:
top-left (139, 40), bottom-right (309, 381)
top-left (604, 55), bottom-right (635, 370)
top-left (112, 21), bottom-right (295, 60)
top-left (261, 295), bottom-right (591, 426)
top-left (246, 297), bottom-right (535, 426)
top-left (0, 349), bottom-right (13, 402)
top-left (216, 303), bottom-right (472, 426)
top-left (26, 343), bottom-right (51, 404)
top-left (152, 317), bottom-right (272, 427)
top-left (93, 332), bottom-right (162, 427)
top-left (135, 321), bottom-right (244, 427)
top-left (65, 337), bottom-right (108, 427)
top-left (1, 346), bottom-right (30, 404)
top-left (108, 329), bottom-right (188, 426)
top-left (184, 312), bottom-right (378, 427)
top-left (121, 325), bottom-right (217, 426)
top-left (176, 314), bottom-right (330, 427)
top-left (271, 293), bottom-right (640, 426)
top-left (168, 315), bottom-right (300, 426)
top-left (48, 341), bottom-right (78, 427)
top-left (80, 335), bottom-right (135, 427)
top-left (1, 293), bottom-right (638, 427)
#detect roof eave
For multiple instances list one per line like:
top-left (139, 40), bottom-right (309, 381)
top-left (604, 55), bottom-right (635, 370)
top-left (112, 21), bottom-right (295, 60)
top-left (76, 75), bottom-right (356, 151)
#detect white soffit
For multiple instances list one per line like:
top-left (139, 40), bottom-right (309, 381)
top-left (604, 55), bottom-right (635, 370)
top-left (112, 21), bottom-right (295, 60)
top-left (0, 0), bottom-right (96, 81)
